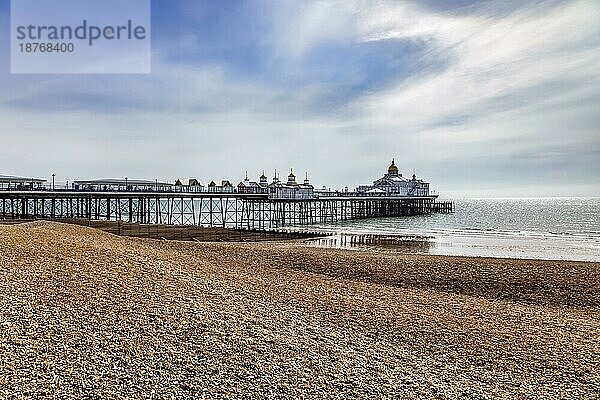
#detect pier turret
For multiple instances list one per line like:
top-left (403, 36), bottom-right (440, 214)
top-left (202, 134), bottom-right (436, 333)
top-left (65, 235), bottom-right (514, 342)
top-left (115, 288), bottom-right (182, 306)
top-left (259, 171), bottom-right (268, 187)
top-left (287, 169), bottom-right (297, 186)
top-left (388, 159), bottom-right (399, 177)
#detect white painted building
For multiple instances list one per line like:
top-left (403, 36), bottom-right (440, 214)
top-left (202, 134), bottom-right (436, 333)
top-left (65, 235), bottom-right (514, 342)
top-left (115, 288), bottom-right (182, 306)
top-left (268, 170), bottom-right (314, 199)
top-left (175, 178), bottom-right (205, 193)
top-left (356, 160), bottom-right (430, 196)
top-left (237, 172), bottom-right (268, 194)
top-left (74, 178), bottom-right (173, 192)
top-left (208, 179), bottom-right (234, 193)
top-left (0, 175), bottom-right (46, 190)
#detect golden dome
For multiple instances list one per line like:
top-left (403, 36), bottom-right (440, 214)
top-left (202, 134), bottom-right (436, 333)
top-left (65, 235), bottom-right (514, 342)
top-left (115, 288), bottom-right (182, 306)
top-left (388, 159), bottom-right (398, 173)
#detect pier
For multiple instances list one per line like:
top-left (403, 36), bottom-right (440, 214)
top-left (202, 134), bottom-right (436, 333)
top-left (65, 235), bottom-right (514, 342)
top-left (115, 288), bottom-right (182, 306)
top-left (0, 191), bottom-right (453, 229)
top-left (0, 161), bottom-right (454, 229)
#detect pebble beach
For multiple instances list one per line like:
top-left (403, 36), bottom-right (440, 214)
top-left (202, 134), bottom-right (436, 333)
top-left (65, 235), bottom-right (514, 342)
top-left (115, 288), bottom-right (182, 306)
top-left (1, 221), bottom-right (599, 399)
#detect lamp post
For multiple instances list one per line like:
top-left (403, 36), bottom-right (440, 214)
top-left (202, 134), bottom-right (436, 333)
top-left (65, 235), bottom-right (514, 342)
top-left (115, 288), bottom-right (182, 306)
top-left (52, 174), bottom-right (55, 191)
top-left (155, 178), bottom-right (158, 192)
top-left (125, 177), bottom-right (128, 191)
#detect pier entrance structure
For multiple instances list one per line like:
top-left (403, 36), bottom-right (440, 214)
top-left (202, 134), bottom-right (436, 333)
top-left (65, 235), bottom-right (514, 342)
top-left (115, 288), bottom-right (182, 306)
top-left (0, 191), bottom-right (452, 229)
top-left (0, 175), bottom-right (46, 191)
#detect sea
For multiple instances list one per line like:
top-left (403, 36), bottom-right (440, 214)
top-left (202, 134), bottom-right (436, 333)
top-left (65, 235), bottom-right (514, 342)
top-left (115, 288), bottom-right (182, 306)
top-left (304, 198), bottom-right (600, 262)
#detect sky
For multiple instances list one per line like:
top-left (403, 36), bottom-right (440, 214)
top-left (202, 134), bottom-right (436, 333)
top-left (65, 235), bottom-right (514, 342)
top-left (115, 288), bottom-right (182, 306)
top-left (0, 0), bottom-right (599, 197)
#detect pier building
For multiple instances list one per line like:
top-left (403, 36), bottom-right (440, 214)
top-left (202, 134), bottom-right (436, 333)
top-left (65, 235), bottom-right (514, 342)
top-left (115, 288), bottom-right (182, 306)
top-left (268, 170), bottom-right (314, 200)
top-left (238, 172), bottom-right (268, 194)
top-left (73, 179), bottom-right (172, 192)
top-left (208, 180), bottom-right (234, 193)
top-left (0, 175), bottom-right (46, 190)
top-left (175, 179), bottom-right (204, 193)
top-left (356, 160), bottom-right (430, 196)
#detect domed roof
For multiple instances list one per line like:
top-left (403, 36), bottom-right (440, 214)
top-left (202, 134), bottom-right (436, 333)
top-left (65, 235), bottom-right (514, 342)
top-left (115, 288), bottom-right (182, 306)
top-left (288, 169), bottom-right (295, 178)
top-left (388, 159), bottom-right (398, 173)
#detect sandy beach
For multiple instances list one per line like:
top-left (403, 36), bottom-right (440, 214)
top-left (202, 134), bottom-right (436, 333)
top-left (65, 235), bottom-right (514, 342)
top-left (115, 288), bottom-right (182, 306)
top-left (1, 221), bottom-right (599, 399)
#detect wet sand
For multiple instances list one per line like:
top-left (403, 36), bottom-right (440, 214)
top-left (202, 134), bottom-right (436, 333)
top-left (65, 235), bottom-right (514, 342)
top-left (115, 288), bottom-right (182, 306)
top-left (305, 231), bottom-right (600, 262)
top-left (1, 221), bottom-right (599, 398)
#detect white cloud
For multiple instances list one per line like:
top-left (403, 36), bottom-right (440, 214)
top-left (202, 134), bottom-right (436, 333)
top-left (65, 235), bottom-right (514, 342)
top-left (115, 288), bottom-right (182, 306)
top-left (350, 0), bottom-right (600, 128)
top-left (325, 0), bottom-right (600, 194)
top-left (272, 0), bottom-right (357, 59)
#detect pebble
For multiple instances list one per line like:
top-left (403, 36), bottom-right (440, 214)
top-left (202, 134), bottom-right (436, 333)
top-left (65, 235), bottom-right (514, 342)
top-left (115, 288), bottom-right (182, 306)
top-left (0, 221), bottom-right (598, 398)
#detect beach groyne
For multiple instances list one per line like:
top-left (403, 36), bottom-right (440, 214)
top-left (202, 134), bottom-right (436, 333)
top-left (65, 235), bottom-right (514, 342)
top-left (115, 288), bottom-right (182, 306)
top-left (1, 218), bottom-right (326, 242)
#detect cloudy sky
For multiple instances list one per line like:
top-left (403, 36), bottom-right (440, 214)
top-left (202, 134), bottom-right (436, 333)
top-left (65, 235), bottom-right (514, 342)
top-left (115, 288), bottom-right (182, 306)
top-left (1, 0), bottom-right (599, 197)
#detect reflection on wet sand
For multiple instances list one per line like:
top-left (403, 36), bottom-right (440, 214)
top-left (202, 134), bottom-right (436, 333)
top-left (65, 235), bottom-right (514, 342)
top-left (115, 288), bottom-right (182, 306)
top-left (307, 233), bottom-right (433, 254)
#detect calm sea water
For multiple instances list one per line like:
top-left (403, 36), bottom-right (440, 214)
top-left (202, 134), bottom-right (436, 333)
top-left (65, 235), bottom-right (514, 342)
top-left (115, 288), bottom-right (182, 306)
top-left (306, 198), bottom-right (600, 262)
